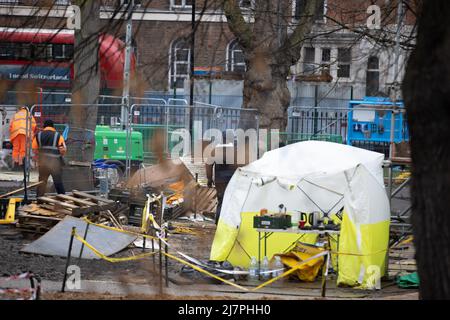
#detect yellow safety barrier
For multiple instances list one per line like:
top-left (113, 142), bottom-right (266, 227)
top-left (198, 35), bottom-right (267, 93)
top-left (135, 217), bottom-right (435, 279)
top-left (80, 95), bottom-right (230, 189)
top-left (73, 232), bottom-right (158, 263)
top-left (0, 198), bottom-right (22, 225)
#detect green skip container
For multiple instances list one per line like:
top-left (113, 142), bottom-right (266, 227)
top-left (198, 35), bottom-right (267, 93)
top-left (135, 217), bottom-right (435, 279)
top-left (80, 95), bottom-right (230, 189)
top-left (94, 125), bottom-right (144, 164)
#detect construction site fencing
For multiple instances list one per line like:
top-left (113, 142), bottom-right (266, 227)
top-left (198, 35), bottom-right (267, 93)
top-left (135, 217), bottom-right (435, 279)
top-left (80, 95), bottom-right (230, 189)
top-left (127, 102), bottom-right (259, 164)
top-left (287, 106), bottom-right (349, 145)
top-left (286, 105), bottom-right (408, 157)
top-left (25, 104), bottom-right (125, 175)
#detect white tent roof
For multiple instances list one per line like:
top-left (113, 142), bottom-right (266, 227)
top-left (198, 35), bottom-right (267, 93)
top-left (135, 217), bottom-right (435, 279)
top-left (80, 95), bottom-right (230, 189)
top-left (241, 141), bottom-right (385, 185)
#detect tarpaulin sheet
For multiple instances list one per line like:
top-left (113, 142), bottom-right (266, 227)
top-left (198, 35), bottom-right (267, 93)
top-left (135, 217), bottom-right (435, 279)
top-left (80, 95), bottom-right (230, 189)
top-left (21, 216), bottom-right (137, 259)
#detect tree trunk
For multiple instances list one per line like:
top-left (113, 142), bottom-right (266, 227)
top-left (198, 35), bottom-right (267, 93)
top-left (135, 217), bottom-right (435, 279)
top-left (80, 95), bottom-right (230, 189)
top-left (243, 50), bottom-right (291, 130)
top-left (223, 0), bottom-right (321, 132)
top-left (402, 0), bottom-right (450, 299)
top-left (67, 0), bottom-right (100, 163)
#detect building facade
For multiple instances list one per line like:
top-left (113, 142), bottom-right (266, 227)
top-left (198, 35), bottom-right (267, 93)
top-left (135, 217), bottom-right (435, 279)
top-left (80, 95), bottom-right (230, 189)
top-left (0, 0), bottom-right (416, 100)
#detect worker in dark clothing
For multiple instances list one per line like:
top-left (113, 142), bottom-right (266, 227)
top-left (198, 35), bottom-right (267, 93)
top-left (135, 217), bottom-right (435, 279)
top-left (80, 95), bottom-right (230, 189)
top-left (205, 135), bottom-right (256, 224)
top-left (32, 119), bottom-right (67, 197)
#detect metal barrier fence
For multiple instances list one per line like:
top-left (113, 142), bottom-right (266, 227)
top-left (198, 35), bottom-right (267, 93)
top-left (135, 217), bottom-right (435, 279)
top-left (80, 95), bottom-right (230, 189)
top-left (127, 102), bottom-right (259, 166)
top-left (287, 106), bottom-right (349, 144)
top-left (0, 100), bottom-right (258, 170)
top-left (286, 105), bottom-right (409, 156)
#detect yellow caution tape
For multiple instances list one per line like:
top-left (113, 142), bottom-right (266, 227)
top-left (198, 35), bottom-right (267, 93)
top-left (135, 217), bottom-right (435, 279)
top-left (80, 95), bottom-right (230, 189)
top-left (70, 225), bottom-right (387, 292)
top-left (82, 217), bottom-right (163, 241)
top-left (72, 228), bottom-right (247, 291)
top-left (251, 251), bottom-right (329, 291)
top-left (162, 251), bottom-right (250, 292)
top-left (73, 232), bottom-right (157, 263)
top-left (329, 249), bottom-right (387, 257)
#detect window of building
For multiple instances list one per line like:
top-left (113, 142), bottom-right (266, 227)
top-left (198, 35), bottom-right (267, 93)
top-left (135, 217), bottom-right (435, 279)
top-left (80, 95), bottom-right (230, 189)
top-left (0, 43), bottom-right (14, 59)
top-left (0, 0), bottom-right (19, 4)
top-left (0, 43), bottom-right (31, 60)
top-left (337, 48), bottom-right (351, 78)
top-left (227, 39), bottom-right (246, 73)
top-left (0, 42), bottom-right (73, 61)
top-left (321, 48), bottom-right (331, 63)
top-left (366, 56), bottom-right (380, 96)
top-left (320, 47), bottom-right (331, 74)
top-left (302, 47), bottom-right (316, 75)
top-left (294, 0), bottom-right (326, 22)
top-left (52, 44), bottom-right (74, 61)
top-left (120, 0), bottom-right (142, 6)
top-left (169, 38), bottom-right (190, 90)
top-left (31, 43), bottom-right (53, 60)
top-left (170, 0), bottom-right (193, 10)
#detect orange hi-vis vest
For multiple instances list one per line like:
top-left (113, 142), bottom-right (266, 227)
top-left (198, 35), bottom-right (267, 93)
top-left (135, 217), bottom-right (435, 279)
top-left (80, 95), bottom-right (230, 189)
top-left (9, 108), bottom-right (36, 141)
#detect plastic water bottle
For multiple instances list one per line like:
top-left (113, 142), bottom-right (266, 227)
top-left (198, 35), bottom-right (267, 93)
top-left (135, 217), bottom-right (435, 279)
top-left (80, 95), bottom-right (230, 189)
top-left (98, 164), bottom-right (109, 198)
top-left (272, 256), bottom-right (284, 278)
top-left (248, 257), bottom-right (259, 281)
top-left (106, 164), bottom-right (119, 188)
top-left (93, 160), bottom-right (105, 181)
top-left (261, 256), bottom-right (271, 280)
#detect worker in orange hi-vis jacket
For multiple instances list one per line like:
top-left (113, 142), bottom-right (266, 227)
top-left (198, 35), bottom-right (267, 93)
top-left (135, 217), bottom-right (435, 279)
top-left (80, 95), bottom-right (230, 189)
top-left (9, 106), bottom-right (36, 169)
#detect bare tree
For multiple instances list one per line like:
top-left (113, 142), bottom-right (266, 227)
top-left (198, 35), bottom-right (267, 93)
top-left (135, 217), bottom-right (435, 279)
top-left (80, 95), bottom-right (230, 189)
top-left (66, 0), bottom-right (101, 162)
top-left (223, 0), bottom-right (322, 130)
top-left (403, 0), bottom-right (450, 299)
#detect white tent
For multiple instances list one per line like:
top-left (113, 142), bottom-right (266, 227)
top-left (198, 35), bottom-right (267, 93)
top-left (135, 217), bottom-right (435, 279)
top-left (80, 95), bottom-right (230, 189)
top-left (210, 141), bottom-right (390, 289)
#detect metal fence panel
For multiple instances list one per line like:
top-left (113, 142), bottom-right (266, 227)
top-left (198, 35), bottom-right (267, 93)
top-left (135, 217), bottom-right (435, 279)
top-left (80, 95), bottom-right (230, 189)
top-left (287, 106), bottom-right (349, 143)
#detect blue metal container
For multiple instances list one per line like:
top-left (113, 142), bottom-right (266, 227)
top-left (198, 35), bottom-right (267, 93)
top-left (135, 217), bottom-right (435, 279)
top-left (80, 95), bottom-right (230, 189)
top-left (347, 96), bottom-right (409, 146)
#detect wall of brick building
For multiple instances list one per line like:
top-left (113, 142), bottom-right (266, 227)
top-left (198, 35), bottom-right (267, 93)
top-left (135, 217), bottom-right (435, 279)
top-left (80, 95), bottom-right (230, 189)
top-left (0, 0), bottom-right (417, 93)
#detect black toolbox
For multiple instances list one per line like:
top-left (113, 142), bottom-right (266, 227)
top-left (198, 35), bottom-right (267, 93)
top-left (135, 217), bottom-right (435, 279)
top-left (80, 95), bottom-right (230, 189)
top-left (253, 214), bottom-right (292, 230)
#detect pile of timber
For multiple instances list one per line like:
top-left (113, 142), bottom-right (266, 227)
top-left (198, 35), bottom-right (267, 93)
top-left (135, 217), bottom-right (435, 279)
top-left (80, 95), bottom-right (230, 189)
top-left (17, 191), bottom-right (117, 233)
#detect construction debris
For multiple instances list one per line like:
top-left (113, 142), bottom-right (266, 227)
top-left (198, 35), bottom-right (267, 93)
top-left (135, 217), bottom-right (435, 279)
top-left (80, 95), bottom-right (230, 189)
top-left (16, 191), bottom-right (121, 234)
top-left (389, 236), bottom-right (417, 277)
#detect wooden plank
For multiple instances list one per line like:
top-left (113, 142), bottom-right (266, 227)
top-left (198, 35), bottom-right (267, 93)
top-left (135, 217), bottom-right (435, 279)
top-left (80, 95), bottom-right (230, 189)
top-left (39, 204), bottom-right (72, 215)
top-left (72, 201), bottom-right (117, 216)
top-left (18, 213), bottom-right (62, 222)
top-left (204, 200), bottom-right (218, 213)
top-left (55, 194), bottom-right (98, 207)
top-left (0, 181), bottom-right (44, 199)
top-left (72, 190), bottom-right (114, 204)
top-left (21, 204), bottom-right (59, 217)
top-left (38, 196), bottom-right (80, 209)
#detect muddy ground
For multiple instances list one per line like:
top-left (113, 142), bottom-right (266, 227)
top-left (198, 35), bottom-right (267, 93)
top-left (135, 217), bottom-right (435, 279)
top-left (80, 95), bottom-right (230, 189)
top-left (0, 221), bottom-right (418, 300)
top-left (0, 222), bottom-right (216, 285)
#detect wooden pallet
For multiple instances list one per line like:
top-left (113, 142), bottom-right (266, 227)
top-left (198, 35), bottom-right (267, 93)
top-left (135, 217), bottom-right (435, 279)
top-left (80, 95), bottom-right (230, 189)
top-left (17, 191), bottom-right (118, 233)
top-left (16, 214), bottom-right (62, 234)
top-left (37, 190), bottom-right (116, 217)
